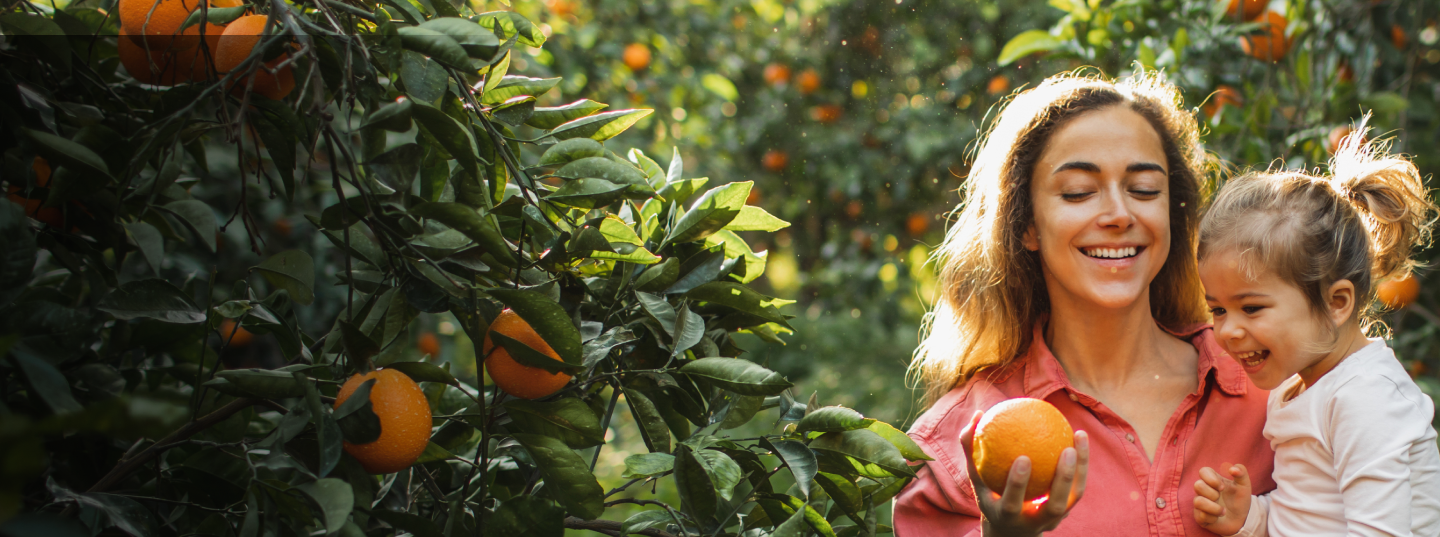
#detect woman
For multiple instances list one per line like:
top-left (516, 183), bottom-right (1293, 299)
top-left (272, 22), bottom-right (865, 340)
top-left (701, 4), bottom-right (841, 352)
top-left (894, 72), bottom-right (1275, 537)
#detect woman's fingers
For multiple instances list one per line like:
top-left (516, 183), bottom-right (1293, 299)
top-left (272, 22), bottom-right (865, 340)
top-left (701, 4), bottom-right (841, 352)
top-left (1042, 448), bottom-right (1077, 516)
top-left (998, 456), bottom-right (1032, 516)
top-left (958, 410), bottom-right (989, 499)
top-left (1066, 430), bottom-right (1089, 508)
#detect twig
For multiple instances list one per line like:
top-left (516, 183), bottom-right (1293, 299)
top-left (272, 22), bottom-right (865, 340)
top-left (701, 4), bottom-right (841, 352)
top-left (563, 517), bottom-right (677, 537)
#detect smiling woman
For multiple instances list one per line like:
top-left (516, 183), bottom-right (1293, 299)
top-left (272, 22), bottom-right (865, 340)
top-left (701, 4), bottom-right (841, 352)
top-left (895, 72), bottom-right (1274, 537)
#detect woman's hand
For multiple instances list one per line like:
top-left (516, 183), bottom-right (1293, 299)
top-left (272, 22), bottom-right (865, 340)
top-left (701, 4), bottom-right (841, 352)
top-left (959, 410), bottom-right (1090, 537)
top-left (1192, 464), bottom-right (1251, 535)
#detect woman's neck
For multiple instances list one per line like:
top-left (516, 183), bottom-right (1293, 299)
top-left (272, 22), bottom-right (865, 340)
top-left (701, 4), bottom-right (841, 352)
top-left (1045, 292), bottom-right (1186, 393)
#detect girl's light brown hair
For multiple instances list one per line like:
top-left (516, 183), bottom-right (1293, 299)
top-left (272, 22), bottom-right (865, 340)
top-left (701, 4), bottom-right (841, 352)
top-left (1197, 118), bottom-right (1437, 335)
top-left (910, 71), bottom-right (1211, 406)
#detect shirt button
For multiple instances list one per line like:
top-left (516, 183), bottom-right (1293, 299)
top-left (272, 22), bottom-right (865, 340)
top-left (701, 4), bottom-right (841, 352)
top-left (1068, 393), bottom-right (1078, 402)
top-left (1156, 497), bottom-right (1167, 509)
top-left (1126, 433), bottom-right (1135, 443)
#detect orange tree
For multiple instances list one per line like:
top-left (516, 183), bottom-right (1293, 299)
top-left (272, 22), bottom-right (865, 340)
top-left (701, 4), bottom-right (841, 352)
top-left (0, 2), bottom-right (929, 536)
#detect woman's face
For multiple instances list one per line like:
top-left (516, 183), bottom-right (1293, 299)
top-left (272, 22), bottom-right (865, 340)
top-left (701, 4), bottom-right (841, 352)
top-left (1025, 105), bottom-right (1172, 312)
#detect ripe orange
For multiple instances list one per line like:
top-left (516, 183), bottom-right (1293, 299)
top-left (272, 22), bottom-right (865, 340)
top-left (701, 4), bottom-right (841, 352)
top-left (746, 188), bottom-right (762, 206)
top-left (1377, 274), bottom-right (1421, 309)
top-left (7, 157), bottom-right (62, 229)
top-left (1203, 85), bottom-right (1242, 120)
top-left (334, 369), bottom-right (433, 474)
top-left (417, 331), bottom-right (440, 357)
top-left (763, 63), bottom-right (791, 87)
top-left (120, 0), bottom-right (232, 51)
top-left (622, 43), bottom-right (651, 71)
top-left (219, 318), bottom-right (253, 346)
top-left (762, 149), bottom-right (789, 172)
top-left (796, 69), bottom-right (821, 95)
top-left (973, 398), bottom-right (1074, 500)
top-left (986, 75), bottom-right (1010, 95)
top-left (483, 309), bottom-right (571, 400)
top-left (215, 16), bottom-right (295, 100)
top-left (118, 27), bottom-right (203, 86)
top-left (809, 104), bottom-right (842, 123)
top-left (544, 0), bottom-right (575, 18)
top-left (906, 212), bottom-right (930, 237)
top-left (1225, 0), bottom-right (1266, 20)
top-left (1240, 11), bottom-right (1289, 62)
top-left (1391, 25), bottom-right (1408, 50)
top-left (844, 199), bottom-right (863, 220)
top-left (1326, 125), bottom-right (1365, 154)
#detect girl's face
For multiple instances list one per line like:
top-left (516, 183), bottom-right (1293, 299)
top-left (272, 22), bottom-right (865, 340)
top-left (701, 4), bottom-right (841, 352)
top-left (1026, 106), bottom-right (1172, 312)
top-left (1199, 249), bottom-right (1334, 390)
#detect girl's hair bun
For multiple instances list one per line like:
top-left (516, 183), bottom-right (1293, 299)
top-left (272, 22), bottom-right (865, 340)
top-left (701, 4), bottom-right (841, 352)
top-left (1327, 115), bottom-right (1438, 281)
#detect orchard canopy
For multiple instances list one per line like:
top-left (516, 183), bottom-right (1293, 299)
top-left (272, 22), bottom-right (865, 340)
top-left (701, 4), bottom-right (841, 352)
top-left (0, 0), bottom-right (1438, 536)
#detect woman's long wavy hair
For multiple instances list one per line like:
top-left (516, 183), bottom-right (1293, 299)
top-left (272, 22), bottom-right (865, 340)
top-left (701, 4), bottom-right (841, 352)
top-left (909, 71), bottom-right (1211, 406)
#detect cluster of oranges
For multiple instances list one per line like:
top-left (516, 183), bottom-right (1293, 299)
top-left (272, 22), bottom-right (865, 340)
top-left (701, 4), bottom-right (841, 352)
top-left (117, 0), bottom-right (294, 99)
top-left (1225, 0), bottom-right (1289, 62)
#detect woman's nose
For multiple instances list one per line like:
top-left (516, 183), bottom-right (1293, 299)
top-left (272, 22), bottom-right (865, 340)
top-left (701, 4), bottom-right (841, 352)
top-left (1095, 188), bottom-right (1135, 229)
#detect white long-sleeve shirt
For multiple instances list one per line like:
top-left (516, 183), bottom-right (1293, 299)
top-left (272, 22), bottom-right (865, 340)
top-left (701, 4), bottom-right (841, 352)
top-left (1235, 339), bottom-right (1440, 537)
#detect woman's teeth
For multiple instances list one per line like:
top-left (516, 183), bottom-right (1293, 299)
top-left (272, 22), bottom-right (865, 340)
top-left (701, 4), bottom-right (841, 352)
top-left (1083, 247), bottom-right (1138, 259)
top-left (1234, 350), bottom-right (1267, 367)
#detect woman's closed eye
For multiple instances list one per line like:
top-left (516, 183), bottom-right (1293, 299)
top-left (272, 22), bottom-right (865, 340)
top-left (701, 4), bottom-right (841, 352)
top-left (1061, 192), bottom-right (1094, 201)
top-left (1129, 189), bottom-right (1161, 199)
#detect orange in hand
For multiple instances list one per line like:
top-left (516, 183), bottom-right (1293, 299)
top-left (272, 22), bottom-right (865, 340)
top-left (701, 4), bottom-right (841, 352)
top-left (973, 398), bottom-right (1074, 500)
top-left (483, 309), bottom-right (572, 400)
top-left (334, 369), bottom-right (433, 474)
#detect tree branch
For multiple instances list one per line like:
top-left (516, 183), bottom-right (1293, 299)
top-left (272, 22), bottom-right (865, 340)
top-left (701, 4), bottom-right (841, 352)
top-left (563, 517), bottom-right (677, 537)
top-left (87, 397), bottom-right (260, 495)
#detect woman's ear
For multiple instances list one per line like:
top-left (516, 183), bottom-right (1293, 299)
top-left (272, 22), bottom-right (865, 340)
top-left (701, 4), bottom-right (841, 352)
top-left (1023, 225), bottom-right (1039, 251)
top-left (1326, 279), bottom-right (1357, 326)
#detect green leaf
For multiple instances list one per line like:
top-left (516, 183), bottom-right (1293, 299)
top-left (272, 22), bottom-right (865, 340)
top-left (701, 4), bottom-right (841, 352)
top-left (490, 331), bottom-right (577, 374)
top-left (673, 444), bottom-right (717, 522)
top-left (526, 100), bottom-right (608, 130)
top-left (492, 95), bottom-right (536, 127)
top-left (537, 138), bottom-right (605, 167)
top-left (1, 14), bottom-right (71, 72)
top-left (125, 222), bottom-right (164, 274)
top-left (486, 288), bottom-right (583, 365)
top-left (25, 130), bottom-right (109, 181)
top-left (679, 357), bottom-right (792, 396)
top-left (414, 441), bottom-right (454, 464)
top-left (547, 109), bottom-right (654, 142)
top-left (385, 361), bottom-right (459, 386)
top-left (809, 429), bottom-right (915, 479)
top-left (340, 320), bottom-right (380, 366)
top-left (209, 369), bottom-right (308, 399)
top-left (724, 205), bottom-right (791, 232)
top-left (254, 250), bottom-right (315, 305)
top-left (555, 157), bottom-right (649, 188)
top-left (504, 397), bottom-right (606, 449)
top-left (367, 143), bottom-right (422, 193)
top-left (411, 101), bottom-right (480, 181)
top-left (362, 97), bottom-right (415, 132)
top-left (771, 508), bottom-right (808, 537)
top-left (418, 17), bottom-right (500, 59)
top-left (52, 491), bottom-right (158, 537)
top-left (481, 75), bottom-right (562, 105)
top-left (700, 73), bottom-right (739, 101)
top-left (998, 29), bottom-right (1061, 66)
top-left (656, 177), bottom-right (710, 208)
top-left (96, 279), bottom-right (205, 323)
top-left (634, 258), bottom-right (678, 292)
top-left (476, 11), bottom-right (546, 47)
top-left (623, 388), bottom-right (671, 454)
top-left (635, 292), bottom-right (677, 339)
top-left (693, 450), bottom-right (743, 501)
top-left (867, 421), bottom-right (933, 461)
top-left (621, 452), bottom-right (675, 478)
top-left (0, 202), bottom-right (36, 303)
top-left (164, 200), bottom-right (218, 252)
top-left (797, 406), bottom-right (877, 434)
top-left (664, 181), bottom-right (752, 246)
top-left (410, 202), bottom-right (514, 266)
top-left (671, 306), bottom-right (703, 357)
top-left (620, 510), bottom-right (675, 536)
top-left (483, 496), bottom-right (565, 536)
top-left (815, 472), bottom-right (865, 523)
top-left (766, 439), bottom-right (817, 499)
top-left (717, 394), bottom-right (764, 429)
top-left (399, 51), bottom-right (448, 104)
top-left (685, 282), bottom-right (789, 325)
top-left (8, 344), bottom-right (82, 414)
top-left (373, 510), bottom-right (445, 537)
top-left (510, 434), bottom-right (605, 519)
top-left (544, 179), bottom-right (628, 209)
top-left (628, 148), bottom-right (666, 186)
top-left (397, 27), bottom-right (472, 69)
top-left (296, 479), bottom-right (353, 534)
top-left (178, 5), bottom-right (246, 32)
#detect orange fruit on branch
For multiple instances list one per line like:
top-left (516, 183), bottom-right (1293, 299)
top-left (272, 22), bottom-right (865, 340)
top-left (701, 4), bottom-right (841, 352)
top-left (1326, 125), bottom-right (1365, 154)
top-left (1391, 25), bottom-right (1408, 50)
top-left (7, 157), bottom-right (63, 229)
top-left (809, 104), bottom-right (842, 123)
top-left (483, 309), bottom-right (572, 400)
top-left (119, 0), bottom-right (233, 51)
top-left (1225, 0), bottom-right (1266, 20)
top-left (219, 318), bottom-right (253, 346)
top-left (1377, 273), bottom-right (1420, 310)
top-left (973, 398), bottom-right (1074, 501)
top-left (986, 75), bottom-right (1009, 95)
top-left (905, 212), bottom-right (930, 237)
top-left (1202, 85), bottom-right (1242, 120)
top-left (796, 68), bottom-right (821, 95)
top-left (623, 43), bottom-right (651, 71)
top-left (417, 331), bottom-right (440, 358)
top-left (215, 15), bottom-right (296, 100)
top-left (762, 149), bottom-right (789, 172)
top-left (763, 63), bottom-right (791, 87)
top-left (118, 26), bottom-right (208, 86)
top-left (334, 369), bottom-right (433, 474)
top-left (1239, 11), bottom-right (1289, 62)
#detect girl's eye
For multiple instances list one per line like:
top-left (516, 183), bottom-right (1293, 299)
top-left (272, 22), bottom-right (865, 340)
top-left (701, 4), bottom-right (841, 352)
top-left (1242, 305), bottom-right (1264, 314)
top-left (1209, 307), bottom-right (1226, 317)
top-left (1130, 189), bottom-right (1162, 199)
top-left (1061, 192), bottom-right (1094, 201)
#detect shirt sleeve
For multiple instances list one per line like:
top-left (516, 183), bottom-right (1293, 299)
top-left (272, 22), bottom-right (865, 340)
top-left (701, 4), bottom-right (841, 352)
top-left (1326, 374), bottom-right (1433, 536)
top-left (1233, 493), bottom-right (1270, 537)
top-left (892, 458), bottom-right (984, 537)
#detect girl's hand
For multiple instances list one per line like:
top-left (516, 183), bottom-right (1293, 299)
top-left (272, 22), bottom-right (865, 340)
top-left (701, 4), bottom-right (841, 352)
top-left (1192, 463), bottom-right (1252, 535)
top-left (958, 410), bottom-right (1090, 537)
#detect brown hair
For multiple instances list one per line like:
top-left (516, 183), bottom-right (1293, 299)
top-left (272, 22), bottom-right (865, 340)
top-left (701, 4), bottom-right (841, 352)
top-left (1197, 117), bottom-right (1437, 333)
top-left (910, 71), bottom-right (1211, 405)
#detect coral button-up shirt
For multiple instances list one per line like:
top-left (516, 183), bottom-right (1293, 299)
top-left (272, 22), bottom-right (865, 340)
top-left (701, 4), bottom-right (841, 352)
top-left (894, 324), bottom-right (1276, 537)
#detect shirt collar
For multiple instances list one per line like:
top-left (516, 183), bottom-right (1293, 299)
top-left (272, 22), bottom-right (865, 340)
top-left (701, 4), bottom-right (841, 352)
top-left (986, 319), bottom-right (1249, 398)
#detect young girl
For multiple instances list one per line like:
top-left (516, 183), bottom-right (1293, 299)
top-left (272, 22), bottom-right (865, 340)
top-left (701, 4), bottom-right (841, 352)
top-left (1190, 122), bottom-right (1440, 536)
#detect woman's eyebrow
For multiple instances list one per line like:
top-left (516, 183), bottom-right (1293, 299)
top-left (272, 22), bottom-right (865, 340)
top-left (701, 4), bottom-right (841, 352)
top-left (1127, 162), bottom-right (1165, 174)
top-left (1054, 161), bottom-right (1099, 173)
